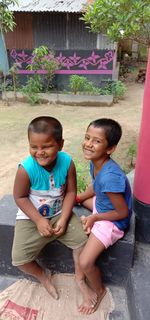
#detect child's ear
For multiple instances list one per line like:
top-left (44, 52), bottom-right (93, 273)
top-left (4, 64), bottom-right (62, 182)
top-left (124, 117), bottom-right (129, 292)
top-left (58, 139), bottom-right (64, 150)
top-left (107, 145), bottom-right (116, 155)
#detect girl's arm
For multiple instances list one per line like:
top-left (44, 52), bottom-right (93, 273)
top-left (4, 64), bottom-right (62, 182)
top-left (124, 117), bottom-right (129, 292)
top-left (53, 160), bottom-right (77, 235)
top-left (13, 166), bottom-right (53, 236)
top-left (77, 184), bottom-right (95, 203)
top-left (82, 192), bottom-right (129, 232)
top-left (94, 192), bottom-right (129, 221)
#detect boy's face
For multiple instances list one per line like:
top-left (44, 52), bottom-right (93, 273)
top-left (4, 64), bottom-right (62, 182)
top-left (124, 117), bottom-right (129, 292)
top-left (29, 131), bottom-right (63, 169)
top-left (82, 125), bottom-right (113, 161)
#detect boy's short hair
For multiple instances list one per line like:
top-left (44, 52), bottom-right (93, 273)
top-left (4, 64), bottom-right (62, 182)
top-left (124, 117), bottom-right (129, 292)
top-left (28, 116), bottom-right (63, 141)
top-left (88, 118), bottom-right (122, 148)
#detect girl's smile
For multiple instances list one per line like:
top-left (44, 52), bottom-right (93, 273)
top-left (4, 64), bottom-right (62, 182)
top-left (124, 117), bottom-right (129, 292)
top-left (82, 125), bottom-right (110, 161)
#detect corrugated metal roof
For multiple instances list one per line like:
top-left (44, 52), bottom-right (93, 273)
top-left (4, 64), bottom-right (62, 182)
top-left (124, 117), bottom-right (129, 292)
top-left (9, 0), bottom-right (89, 12)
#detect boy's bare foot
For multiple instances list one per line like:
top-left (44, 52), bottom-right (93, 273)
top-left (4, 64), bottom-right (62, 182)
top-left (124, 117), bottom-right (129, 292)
top-left (39, 270), bottom-right (59, 300)
top-left (76, 279), bottom-right (98, 312)
top-left (78, 287), bottom-right (107, 315)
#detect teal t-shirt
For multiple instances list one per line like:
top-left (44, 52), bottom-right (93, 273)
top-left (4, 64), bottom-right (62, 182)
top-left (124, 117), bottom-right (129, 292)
top-left (16, 151), bottom-right (72, 219)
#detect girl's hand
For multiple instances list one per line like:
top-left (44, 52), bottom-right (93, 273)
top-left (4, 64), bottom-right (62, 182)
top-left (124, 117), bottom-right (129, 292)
top-left (53, 217), bottom-right (67, 236)
top-left (80, 215), bottom-right (96, 235)
top-left (36, 217), bottom-right (54, 237)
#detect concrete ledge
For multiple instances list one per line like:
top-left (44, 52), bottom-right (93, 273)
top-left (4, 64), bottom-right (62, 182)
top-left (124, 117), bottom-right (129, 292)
top-left (3, 92), bottom-right (113, 107)
top-left (0, 195), bottom-right (135, 285)
top-left (38, 206), bottom-right (135, 285)
top-left (133, 196), bottom-right (150, 243)
top-left (126, 242), bottom-right (150, 320)
top-left (56, 93), bottom-right (113, 107)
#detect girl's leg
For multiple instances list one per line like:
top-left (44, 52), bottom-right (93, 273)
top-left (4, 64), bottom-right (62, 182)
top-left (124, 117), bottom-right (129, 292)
top-left (73, 246), bottom-right (98, 307)
top-left (18, 261), bottom-right (58, 299)
top-left (78, 233), bottom-right (106, 315)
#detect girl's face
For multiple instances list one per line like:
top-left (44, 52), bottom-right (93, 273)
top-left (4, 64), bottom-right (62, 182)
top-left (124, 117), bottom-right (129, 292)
top-left (82, 125), bottom-right (111, 161)
top-left (29, 131), bottom-right (63, 169)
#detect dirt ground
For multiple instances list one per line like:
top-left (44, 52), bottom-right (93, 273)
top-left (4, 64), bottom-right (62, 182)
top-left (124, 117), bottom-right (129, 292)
top-left (0, 82), bottom-right (144, 199)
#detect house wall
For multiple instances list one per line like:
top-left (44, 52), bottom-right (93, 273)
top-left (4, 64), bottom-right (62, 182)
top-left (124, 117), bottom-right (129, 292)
top-left (5, 13), bottom-right (34, 50)
top-left (5, 12), bottom-right (116, 89)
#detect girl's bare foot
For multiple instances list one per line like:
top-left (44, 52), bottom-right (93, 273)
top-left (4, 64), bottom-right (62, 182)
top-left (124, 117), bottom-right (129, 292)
top-left (39, 270), bottom-right (59, 300)
top-left (78, 287), bottom-right (107, 315)
top-left (76, 279), bottom-right (98, 312)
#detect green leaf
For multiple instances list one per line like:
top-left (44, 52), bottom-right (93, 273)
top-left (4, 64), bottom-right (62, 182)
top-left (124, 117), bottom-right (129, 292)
top-left (82, 0), bottom-right (150, 46)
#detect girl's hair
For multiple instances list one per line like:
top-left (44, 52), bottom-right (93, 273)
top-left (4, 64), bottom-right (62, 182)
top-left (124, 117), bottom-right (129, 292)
top-left (28, 116), bottom-right (63, 141)
top-left (88, 118), bottom-right (122, 148)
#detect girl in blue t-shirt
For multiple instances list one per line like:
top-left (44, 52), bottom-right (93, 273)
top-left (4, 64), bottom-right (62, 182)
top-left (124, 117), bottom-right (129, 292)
top-left (76, 118), bottom-right (132, 315)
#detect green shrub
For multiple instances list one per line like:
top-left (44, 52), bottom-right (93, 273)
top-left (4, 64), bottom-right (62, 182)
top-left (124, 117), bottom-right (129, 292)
top-left (100, 80), bottom-right (127, 100)
top-left (27, 45), bottom-right (60, 91)
top-left (127, 143), bottom-right (137, 168)
top-left (74, 160), bottom-right (90, 193)
top-left (112, 81), bottom-right (127, 99)
top-left (22, 75), bottom-right (42, 105)
top-left (70, 75), bottom-right (100, 95)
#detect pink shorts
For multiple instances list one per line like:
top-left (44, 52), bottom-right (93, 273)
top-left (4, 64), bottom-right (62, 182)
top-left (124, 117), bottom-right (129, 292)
top-left (91, 197), bottom-right (124, 249)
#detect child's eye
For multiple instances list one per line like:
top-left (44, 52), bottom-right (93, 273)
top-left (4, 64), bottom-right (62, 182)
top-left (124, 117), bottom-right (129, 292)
top-left (43, 145), bottom-right (54, 148)
top-left (85, 135), bottom-right (90, 140)
top-left (93, 139), bottom-right (100, 144)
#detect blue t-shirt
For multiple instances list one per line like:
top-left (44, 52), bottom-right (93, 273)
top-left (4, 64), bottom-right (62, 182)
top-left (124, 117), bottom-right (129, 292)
top-left (16, 151), bottom-right (72, 220)
top-left (90, 158), bottom-right (132, 230)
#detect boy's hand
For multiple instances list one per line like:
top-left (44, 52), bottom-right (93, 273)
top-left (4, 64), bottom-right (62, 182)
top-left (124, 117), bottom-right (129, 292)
top-left (80, 215), bottom-right (96, 235)
top-left (53, 217), bottom-right (67, 236)
top-left (36, 217), bottom-right (54, 237)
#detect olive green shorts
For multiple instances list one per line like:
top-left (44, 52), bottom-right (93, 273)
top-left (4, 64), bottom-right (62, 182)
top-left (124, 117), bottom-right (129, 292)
top-left (12, 213), bottom-right (87, 266)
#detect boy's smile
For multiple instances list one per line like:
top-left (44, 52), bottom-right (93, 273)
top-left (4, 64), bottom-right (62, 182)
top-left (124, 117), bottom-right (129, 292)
top-left (29, 132), bottom-right (63, 170)
top-left (82, 125), bottom-right (111, 161)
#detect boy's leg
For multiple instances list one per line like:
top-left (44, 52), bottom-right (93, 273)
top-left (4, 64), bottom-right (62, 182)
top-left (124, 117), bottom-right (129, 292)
top-left (18, 261), bottom-right (58, 299)
top-left (12, 220), bottom-right (58, 299)
top-left (78, 233), bottom-right (106, 315)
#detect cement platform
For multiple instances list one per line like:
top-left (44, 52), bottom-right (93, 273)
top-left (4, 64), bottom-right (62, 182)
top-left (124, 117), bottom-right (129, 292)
top-left (0, 193), bottom-right (133, 319)
top-left (1, 172), bottom-right (150, 319)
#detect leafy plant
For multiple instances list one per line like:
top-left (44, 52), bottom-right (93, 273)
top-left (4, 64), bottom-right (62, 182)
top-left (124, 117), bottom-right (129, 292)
top-left (112, 81), bottom-right (127, 99)
top-left (70, 75), bottom-right (86, 94)
top-left (83, 0), bottom-right (150, 47)
top-left (74, 160), bottom-right (90, 193)
top-left (22, 75), bottom-right (42, 105)
top-left (28, 45), bottom-right (60, 91)
top-left (0, 1), bottom-right (18, 33)
top-left (70, 75), bottom-right (100, 95)
top-left (127, 143), bottom-right (137, 168)
top-left (9, 62), bottom-right (21, 100)
top-left (0, 1), bottom-right (18, 105)
top-left (99, 80), bottom-right (127, 100)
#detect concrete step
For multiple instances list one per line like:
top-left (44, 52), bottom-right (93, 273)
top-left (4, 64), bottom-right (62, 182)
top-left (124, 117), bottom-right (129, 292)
top-left (126, 242), bottom-right (150, 320)
top-left (0, 195), bottom-right (135, 286)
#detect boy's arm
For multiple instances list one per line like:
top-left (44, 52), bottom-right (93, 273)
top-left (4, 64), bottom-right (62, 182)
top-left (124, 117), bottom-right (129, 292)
top-left (13, 166), bottom-right (53, 236)
top-left (53, 160), bottom-right (76, 236)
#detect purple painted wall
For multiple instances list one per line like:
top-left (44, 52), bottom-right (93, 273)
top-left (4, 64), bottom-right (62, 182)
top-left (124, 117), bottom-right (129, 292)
top-left (8, 49), bottom-right (114, 75)
top-left (7, 48), bottom-right (115, 90)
